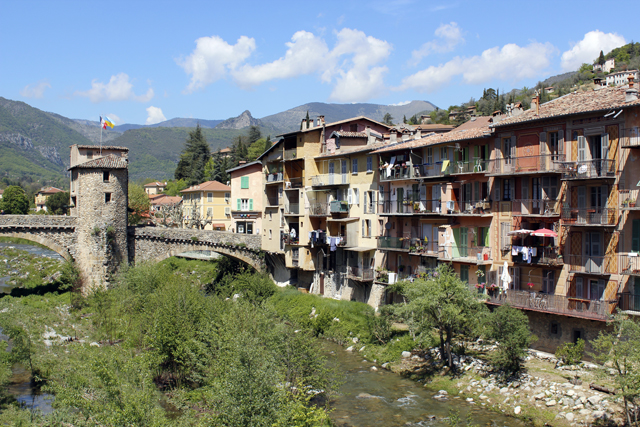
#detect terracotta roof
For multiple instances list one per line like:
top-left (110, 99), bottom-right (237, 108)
top-left (151, 195), bottom-right (182, 205)
top-left (493, 85), bottom-right (640, 128)
top-left (219, 147), bottom-right (232, 153)
top-left (413, 124), bottom-right (456, 131)
top-left (315, 142), bottom-right (388, 159)
top-left (372, 119), bottom-right (494, 154)
top-left (332, 130), bottom-right (367, 138)
top-left (277, 116), bottom-right (392, 137)
top-left (38, 187), bottom-right (64, 195)
top-left (226, 160), bottom-right (262, 174)
top-left (180, 180), bottom-right (230, 193)
top-left (73, 144), bottom-right (129, 151)
top-left (0, 189), bottom-right (3, 195)
top-left (69, 154), bottom-right (128, 170)
top-left (144, 181), bottom-right (166, 187)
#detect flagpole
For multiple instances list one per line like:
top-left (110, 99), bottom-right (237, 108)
top-left (99, 115), bottom-right (103, 155)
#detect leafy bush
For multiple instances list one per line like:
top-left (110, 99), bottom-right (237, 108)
top-left (486, 305), bottom-right (536, 376)
top-left (555, 338), bottom-right (585, 366)
top-left (209, 271), bottom-right (276, 304)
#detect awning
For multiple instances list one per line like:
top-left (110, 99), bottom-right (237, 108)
top-left (326, 217), bottom-right (359, 222)
top-left (507, 229), bottom-right (534, 236)
top-left (532, 228), bottom-right (557, 238)
top-left (212, 224), bottom-right (226, 228)
top-left (344, 247), bottom-right (377, 252)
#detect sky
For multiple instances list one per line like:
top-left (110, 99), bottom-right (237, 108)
top-left (0, 0), bottom-right (636, 126)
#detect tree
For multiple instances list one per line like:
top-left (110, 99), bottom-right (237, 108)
top-left (45, 191), bottom-right (70, 215)
top-left (175, 124), bottom-right (211, 185)
top-left (247, 138), bottom-right (267, 161)
top-left (486, 305), bottom-right (535, 376)
top-left (0, 185), bottom-right (29, 214)
top-left (248, 126), bottom-right (262, 145)
top-left (382, 113), bottom-right (394, 125)
top-left (403, 115), bottom-right (407, 124)
top-left (164, 179), bottom-right (187, 196)
top-left (598, 50), bottom-right (606, 65)
top-left (128, 183), bottom-right (150, 225)
top-left (389, 264), bottom-right (486, 368)
top-left (592, 314), bottom-right (640, 426)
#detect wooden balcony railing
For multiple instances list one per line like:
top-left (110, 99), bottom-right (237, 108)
top-left (482, 288), bottom-right (613, 320)
top-left (561, 207), bottom-right (617, 225)
top-left (559, 159), bottom-right (616, 179)
top-left (568, 254), bottom-right (616, 274)
top-left (512, 199), bottom-right (560, 216)
top-left (487, 154), bottom-right (565, 175)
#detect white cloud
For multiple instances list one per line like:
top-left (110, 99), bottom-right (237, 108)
top-left (145, 106), bottom-right (166, 125)
top-left (180, 29), bottom-right (392, 103)
top-left (389, 100), bottom-right (411, 106)
top-left (177, 35), bottom-right (256, 93)
top-left (75, 73), bottom-right (154, 103)
top-left (106, 114), bottom-right (121, 125)
top-left (560, 30), bottom-right (626, 71)
top-left (20, 80), bottom-right (51, 98)
top-left (399, 41), bottom-right (555, 93)
top-left (410, 22), bottom-right (464, 65)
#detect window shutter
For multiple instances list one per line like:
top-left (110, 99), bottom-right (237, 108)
top-left (602, 134), bottom-right (609, 160)
top-left (510, 136), bottom-right (516, 158)
top-left (540, 131), bottom-right (547, 155)
top-left (355, 188), bottom-right (360, 205)
top-left (578, 186), bottom-right (586, 210)
top-left (484, 227), bottom-right (490, 246)
top-left (558, 130), bottom-right (564, 155)
top-left (249, 199), bottom-right (253, 210)
top-left (348, 188), bottom-right (353, 205)
top-left (576, 277), bottom-right (583, 298)
top-left (362, 220), bottom-right (365, 237)
top-left (378, 186), bottom-right (384, 202)
top-left (495, 179), bottom-right (501, 201)
top-left (452, 228), bottom-right (460, 258)
top-left (522, 178), bottom-right (529, 200)
top-left (578, 136), bottom-right (586, 161)
top-left (633, 219), bottom-right (640, 252)
top-left (241, 176), bottom-right (249, 188)
top-left (237, 199), bottom-right (241, 210)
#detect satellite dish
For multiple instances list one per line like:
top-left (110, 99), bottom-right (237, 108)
top-left (385, 222), bottom-right (392, 230)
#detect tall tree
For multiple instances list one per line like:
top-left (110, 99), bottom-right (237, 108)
top-left (382, 113), bottom-right (394, 125)
top-left (0, 186), bottom-right (29, 214)
top-left (175, 124), bottom-right (211, 186)
top-left (598, 50), bottom-right (606, 65)
top-left (248, 126), bottom-right (262, 145)
top-left (128, 183), bottom-right (150, 225)
top-left (45, 191), bottom-right (70, 215)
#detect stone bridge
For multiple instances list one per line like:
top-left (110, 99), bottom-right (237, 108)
top-left (0, 215), bottom-right (265, 288)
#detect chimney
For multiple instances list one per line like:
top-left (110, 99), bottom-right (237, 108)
top-left (532, 93), bottom-right (540, 115)
top-left (390, 131), bottom-right (397, 144)
top-left (319, 115), bottom-right (325, 125)
top-left (301, 119), bottom-right (307, 130)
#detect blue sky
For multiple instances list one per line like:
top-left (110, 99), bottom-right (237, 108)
top-left (0, 0), bottom-right (635, 125)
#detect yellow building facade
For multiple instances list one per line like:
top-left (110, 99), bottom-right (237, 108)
top-left (180, 181), bottom-right (231, 230)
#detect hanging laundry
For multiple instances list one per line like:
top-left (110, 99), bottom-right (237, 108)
top-left (330, 237), bottom-right (337, 252)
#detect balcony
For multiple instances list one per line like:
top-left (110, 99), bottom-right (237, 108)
top-left (442, 200), bottom-right (492, 215)
top-left (379, 164), bottom-right (415, 181)
top-left (265, 172), bottom-right (283, 184)
top-left (379, 199), bottom-right (443, 215)
top-left (408, 239), bottom-right (439, 256)
top-left (311, 173), bottom-right (349, 187)
top-left (568, 254), bottom-right (616, 274)
top-left (330, 200), bottom-right (349, 213)
top-left (347, 266), bottom-right (375, 282)
top-left (618, 293), bottom-right (640, 311)
top-left (283, 235), bottom-right (301, 246)
top-left (559, 159), bottom-right (615, 180)
top-left (484, 289), bottom-right (612, 321)
top-left (285, 177), bottom-right (303, 189)
top-left (285, 203), bottom-right (300, 215)
top-left (512, 246), bottom-right (563, 266)
top-left (328, 235), bottom-right (347, 248)
top-left (377, 236), bottom-right (410, 251)
top-left (284, 149), bottom-right (298, 161)
top-left (450, 159), bottom-right (487, 174)
top-left (419, 163), bottom-right (455, 178)
top-left (309, 202), bottom-right (329, 216)
top-left (266, 195), bottom-right (279, 207)
top-left (512, 199), bottom-right (560, 216)
top-left (439, 246), bottom-right (491, 263)
top-left (620, 127), bottom-right (640, 149)
top-left (619, 189), bottom-right (640, 210)
top-left (487, 154), bottom-right (565, 175)
top-left (620, 253), bottom-right (640, 275)
top-left (561, 207), bottom-right (617, 226)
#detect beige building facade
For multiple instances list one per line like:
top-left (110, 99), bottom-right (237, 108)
top-left (180, 181), bottom-right (231, 230)
top-left (227, 161), bottom-right (263, 235)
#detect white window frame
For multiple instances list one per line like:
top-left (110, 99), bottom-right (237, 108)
top-left (241, 198), bottom-right (249, 211)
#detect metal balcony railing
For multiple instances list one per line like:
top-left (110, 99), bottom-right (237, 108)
top-left (620, 127), bottom-right (640, 148)
top-left (559, 159), bottom-right (615, 179)
top-left (330, 200), bottom-right (349, 213)
top-left (284, 149), bottom-right (298, 160)
top-left (443, 200), bottom-right (492, 215)
top-left (285, 203), bottom-right (300, 215)
top-left (439, 245), bottom-right (491, 261)
top-left (451, 159), bottom-right (487, 174)
top-left (379, 164), bottom-right (415, 181)
top-left (512, 199), bottom-right (560, 216)
top-left (347, 267), bottom-right (375, 281)
top-left (619, 253), bottom-right (640, 275)
top-left (364, 202), bottom-right (376, 214)
top-left (309, 202), bottom-right (329, 216)
top-left (265, 172), bottom-right (283, 183)
top-left (379, 199), bottom-right (443, 214)
top-left (419, 163), bottom-right (455, 178)
top-left (285, 177), bottom-right (303, 188)
top-left (310, 173), bottom-right (349, 186)
top-left (568, 254), bottom-right (616, 274)
top-left (618, 293), bottom-right (640, 311)
top-left (483, 289), bottom-right (612, 320)
top-left (283, 235), bottom-right (300, 245)
top-left (619, 189), bottom-right (640, 209)
top-left (377, 236), bottom-right (410, 250)
top-left (561, 207), bottom-right (617, 225)
top-left (408, 239), bottom-right (439, 256)
top-left (512, 246), bottom-right (563, 266)
top-left (487, 154), bottom-right (565, 175)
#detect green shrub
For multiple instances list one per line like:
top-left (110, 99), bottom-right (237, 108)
top-left (555, 338), bottom-right (585, 366)
top-left (486, 305), bottom-right (536, 376)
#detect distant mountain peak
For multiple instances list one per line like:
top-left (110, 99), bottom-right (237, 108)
top-left (216, 110), bottom-right (261, 130)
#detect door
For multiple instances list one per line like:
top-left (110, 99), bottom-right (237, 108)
top-left (247, 222), bottom-right (253, 235)
top-left (329, 162), bottom-right (335, 185)
top-left (433, 184), bottom-right (441, 212)
top-left (586, 232), bottom-right (602, 273)
top-left (397, 188), bottom-right (404, 213)
top-left (542, 270), bottom-right (555, 294)
top-left (589, 279), bottom-right (605, 301)
top-left (634, 277), bottom-right (640, 311)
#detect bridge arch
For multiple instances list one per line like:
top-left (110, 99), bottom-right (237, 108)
top-left (0, 231), bottom-right (74, 261)
top-left (146, 246), bottom-right (263, 270)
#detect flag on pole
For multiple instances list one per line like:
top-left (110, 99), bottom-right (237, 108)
top-left (104, 116), bottom-right (115, 129)
top-left (100, 116), bottom-right (107, 129)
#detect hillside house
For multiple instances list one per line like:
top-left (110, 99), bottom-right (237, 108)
top-left (180, 181), bottom-right (231, 231)
top-left (227, 161), bottom-right (263, 234)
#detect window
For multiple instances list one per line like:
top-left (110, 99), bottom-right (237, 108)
top-left (542, 270), bottom-right (555, 294)
top-left (87, 150), bottom-right (93, 159)
top-left (241, 176), bottom-right (249, 189)
top-left (269, 229), bottom-right (273, 239)
top-left (440, 147), bottom-right (448, 161)
top-left (207, 207), bottom-right (212, 217)
top-left (207, 192), bottom-right (213, 203)
top-left (352, 158), bottom-right (358, 174)
top-left (350, 124), bottom-right (357, 132)
top-left (589, 279), bottom-right (605, 300)
top-left (239, 199), bottom-right (252, 211)
top-left (549, 131), bottom-right (559, 156)
top-left (103, 171), bottom-right (109, 182)
top-left (575, 277), bottom-right (584, 298)
top-left (503, 179), bottom-right (512, 201)
top-left (426, 147), bottom-right (433, 164)
top-left (225, 192), bottom-right (230, 202)
top-left (460, 265), bottom-right (469, 283)
top-left (503, 137), bottom-right (513, 164)
top-left (362, 219), bottom-right (371, 237)
top-left (542, 177), bottom-right (558, 199)
top-left (632, 219), bottom-right (640, 252)
top-left (379, 219), bottom-right (384, 236)
top-left (366, 156), bottom-right (373, 172)
top-left (105, 193), bottom-right (112, 203)
top-left (550, 322), bottom-right (559, 335)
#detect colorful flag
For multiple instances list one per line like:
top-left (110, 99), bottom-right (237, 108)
top-left (104, 116), bottom-right (115, 129)
top-left (100, 116), bottom-right (107, 129)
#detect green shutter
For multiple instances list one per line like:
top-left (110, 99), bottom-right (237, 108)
top-left (484, 227), bottom-right (490, 247)
top-left (241, 176), bottom-right (249, 189)
top-left (249, 198), bottom-right (253, 210)
top-left (474, 146), bottom-right (479, 160)
top-left (237, 198), bottom-right (241, 210)
top-left (633, 219), bottom-right (640, 252)
top-left (453, 228), bottom-right (460, 258)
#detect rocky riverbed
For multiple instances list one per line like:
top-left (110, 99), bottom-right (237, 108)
top-left (0, 243), bottom-right (65, 293)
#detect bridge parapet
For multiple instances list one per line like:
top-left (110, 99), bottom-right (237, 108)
top-left (131, 227), bottom-right (261, 249)
top-left (0, 215), bottom-right (77, 229)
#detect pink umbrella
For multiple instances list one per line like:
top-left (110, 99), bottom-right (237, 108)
top-left (532, 228), bottom-right (557, 238)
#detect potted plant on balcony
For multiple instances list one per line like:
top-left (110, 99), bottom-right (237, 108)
top-left (623, 198), bottom-right (630, 208)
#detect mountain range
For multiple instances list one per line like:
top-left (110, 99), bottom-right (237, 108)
top-left (0, 98), bottom-right (436, 185)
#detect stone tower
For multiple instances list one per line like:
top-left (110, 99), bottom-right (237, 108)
top-left (69, 144), bottom-right (129, 290)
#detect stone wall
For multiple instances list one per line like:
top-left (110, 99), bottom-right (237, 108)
top-left (0, 215), bottom-right (77, 260)
top-left (129, 227), bottom-right (264, 271)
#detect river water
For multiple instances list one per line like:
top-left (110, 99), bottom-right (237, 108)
top-left (325, 341), bottom-right (526, 427)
